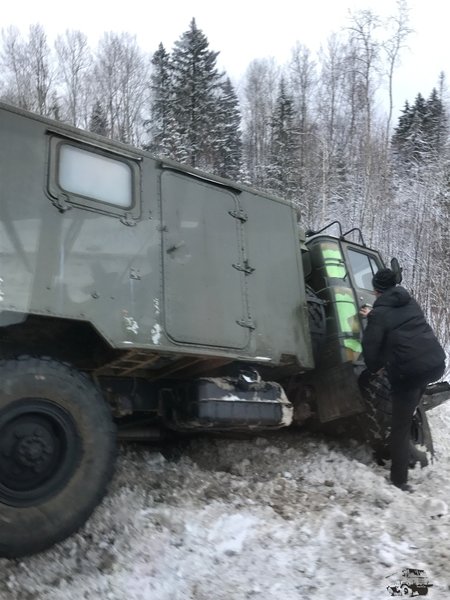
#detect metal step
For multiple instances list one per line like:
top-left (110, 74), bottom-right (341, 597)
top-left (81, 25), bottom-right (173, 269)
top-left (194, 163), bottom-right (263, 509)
top-left (93, 350), bottom-right (161, 377)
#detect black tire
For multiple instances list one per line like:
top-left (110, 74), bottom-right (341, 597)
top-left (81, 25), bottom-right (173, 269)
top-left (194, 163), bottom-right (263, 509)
top-left (0, 357), bottom-right (116, 558)
top-left (401, 584), bottom-right (411, 596)
top-left (358, 370), bottom-right (433, 466)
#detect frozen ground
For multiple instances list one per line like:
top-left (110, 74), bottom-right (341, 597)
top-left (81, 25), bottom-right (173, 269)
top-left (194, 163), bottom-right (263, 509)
top-left (1, 403), bottom-right (450, 600)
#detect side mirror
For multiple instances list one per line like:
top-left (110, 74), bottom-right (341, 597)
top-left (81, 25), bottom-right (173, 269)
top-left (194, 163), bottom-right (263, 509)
top-left (390, 257), bottom-right (403, 284)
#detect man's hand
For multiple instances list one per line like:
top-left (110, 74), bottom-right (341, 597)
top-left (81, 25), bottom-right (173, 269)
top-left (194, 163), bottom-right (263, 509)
top-left (359, 305), bottom-right (372, 318)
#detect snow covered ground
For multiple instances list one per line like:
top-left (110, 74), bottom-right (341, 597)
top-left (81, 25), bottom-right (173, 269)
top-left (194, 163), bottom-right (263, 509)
top-left (2, 403), bottom-right (450, 600)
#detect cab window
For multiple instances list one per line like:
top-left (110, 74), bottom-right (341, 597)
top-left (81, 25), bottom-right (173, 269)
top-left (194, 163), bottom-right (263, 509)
top-left (347, 249), bottom-right (379, 290)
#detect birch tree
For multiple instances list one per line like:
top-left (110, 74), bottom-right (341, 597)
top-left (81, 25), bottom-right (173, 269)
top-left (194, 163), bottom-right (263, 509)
top-left (382, 0), bottom-right (412, 141)
top-left (55, 30), bottom-right (91, 126)
top-left (28, 24), bottom-right (54, 116)
top-left (1, 26), bottom-right (32, 109)
top-left (1, 24), bottom-right (54, 115)
top-left (241, 58), bottom-right (280, 188)
top-left (94, 32), bottom-right (150, 144)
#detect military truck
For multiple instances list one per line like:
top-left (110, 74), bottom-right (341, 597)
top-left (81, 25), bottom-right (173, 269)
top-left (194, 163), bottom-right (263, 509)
top-left (386, 568), bottom-right (432, 596)
top-left (0, 101), bottom-right (447, 558)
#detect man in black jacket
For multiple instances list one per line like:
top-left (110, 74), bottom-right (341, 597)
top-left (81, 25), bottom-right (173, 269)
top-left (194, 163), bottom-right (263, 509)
top-left (360, 268), bottom-right (446, 491)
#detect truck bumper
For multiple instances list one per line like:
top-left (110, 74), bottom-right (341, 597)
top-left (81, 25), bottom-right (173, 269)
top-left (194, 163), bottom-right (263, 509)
top-left (423, 381), bottom-right (450, 412)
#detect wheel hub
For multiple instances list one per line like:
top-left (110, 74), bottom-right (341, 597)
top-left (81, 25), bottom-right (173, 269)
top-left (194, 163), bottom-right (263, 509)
top-left (16, 427), bottom-right (54, 470)
top-left (0, 417), bottom-right (59, 487)
top-left (0, 398), bottom-right (80, 506)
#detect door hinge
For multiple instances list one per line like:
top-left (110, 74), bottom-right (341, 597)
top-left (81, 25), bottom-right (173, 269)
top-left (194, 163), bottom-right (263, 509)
top-left (236, 318), bottom-right (256, 330)
top-left (120, 213), bottom-right (138, 227)
top-left (229, 209), bottom-right (248, 222)
top-left (129, 268), bottom-right (141, 280)
top-left (232, 260), bottom-right (255, 275)
top-left (52, 193), bottom-right (72, 213)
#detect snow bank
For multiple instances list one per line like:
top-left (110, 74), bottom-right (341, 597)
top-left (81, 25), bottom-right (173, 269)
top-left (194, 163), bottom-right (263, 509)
top-left (2, 403), bottom-right (450, 599)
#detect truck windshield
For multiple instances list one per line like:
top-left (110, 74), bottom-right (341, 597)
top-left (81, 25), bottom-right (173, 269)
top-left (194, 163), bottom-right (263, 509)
top-left (347, 249), bottom-right (379, 290)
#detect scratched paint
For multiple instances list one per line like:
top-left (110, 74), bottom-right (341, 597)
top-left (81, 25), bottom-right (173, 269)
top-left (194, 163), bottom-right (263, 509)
top-left (0, 277), bottom-right (4, 302)
top-left (153, 298), bottom-right (160, 315)
top-left (123, 315), bottom-right (139, 335)
top-left (151, 323), bottom-right (162, 345)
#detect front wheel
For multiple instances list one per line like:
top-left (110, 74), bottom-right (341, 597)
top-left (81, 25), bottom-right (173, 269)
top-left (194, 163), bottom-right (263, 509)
top-left (0, 357), bottom-right (116, 558)
top-left (401, 584), bottom-right (412, 596)
top-left (358, 370), bottom-right (433, 466)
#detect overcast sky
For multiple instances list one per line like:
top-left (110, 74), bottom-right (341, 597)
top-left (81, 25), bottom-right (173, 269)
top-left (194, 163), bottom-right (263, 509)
top-left (1, 0), bottom-right (448, 118)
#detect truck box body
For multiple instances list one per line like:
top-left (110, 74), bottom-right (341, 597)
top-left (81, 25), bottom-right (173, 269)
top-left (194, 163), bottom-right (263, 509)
top-left (0, 102), bottom-right (314, 370)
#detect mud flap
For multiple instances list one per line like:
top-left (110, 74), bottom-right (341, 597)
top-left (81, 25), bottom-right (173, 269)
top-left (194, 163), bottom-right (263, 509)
top-left (308, 362), bottom-right (364, 423)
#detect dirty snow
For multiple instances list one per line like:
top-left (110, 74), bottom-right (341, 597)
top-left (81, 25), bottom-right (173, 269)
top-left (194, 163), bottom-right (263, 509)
top-left (2, 404), bottom-right (450, 599)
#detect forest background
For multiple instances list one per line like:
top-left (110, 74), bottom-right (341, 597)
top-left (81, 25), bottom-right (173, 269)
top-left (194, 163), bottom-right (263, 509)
top-left (1, 1), bottom-right (449, 361)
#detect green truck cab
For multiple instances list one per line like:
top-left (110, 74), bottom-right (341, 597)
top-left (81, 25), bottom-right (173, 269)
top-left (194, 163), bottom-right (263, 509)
top-left (0, 101), bottom-right (445, 558)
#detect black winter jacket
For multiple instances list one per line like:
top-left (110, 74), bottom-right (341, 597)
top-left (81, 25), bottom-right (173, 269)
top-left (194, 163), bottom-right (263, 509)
top-left (362, 286), bottom-right (446, 388)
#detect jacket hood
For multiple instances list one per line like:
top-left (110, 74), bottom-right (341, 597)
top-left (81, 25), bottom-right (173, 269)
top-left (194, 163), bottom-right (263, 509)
top-left (374, 285), bottom-right (411, 308)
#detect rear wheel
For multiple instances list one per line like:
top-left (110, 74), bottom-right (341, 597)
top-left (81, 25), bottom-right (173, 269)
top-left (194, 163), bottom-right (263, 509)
top-left (0, 357), bottom-right (116, 558)
top-left (358, 370), bottom-right (433, 466)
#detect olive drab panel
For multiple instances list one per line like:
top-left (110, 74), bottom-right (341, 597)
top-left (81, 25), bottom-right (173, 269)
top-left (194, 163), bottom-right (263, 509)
top-left (0, 101), bottom-right (313, 368)
top-left (160, 171), bottom-right (249, 349)
top-left (239, 192), bottom-right (313, 367)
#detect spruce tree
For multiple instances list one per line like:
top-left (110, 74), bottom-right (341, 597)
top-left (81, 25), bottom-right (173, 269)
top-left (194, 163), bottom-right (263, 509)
top-left (212, 77), bottom-right (242, 179)
top-left (89, 99), bottom-right (108, 136)
top-left (392, 91), bottom-right (449, 167)
top-left (409, 93), bottom-right (429, 161)
top-left (170, 18), bottom-right (224, 170)
top-left (424, 87), bottom-right (448, 159)
top-left (145, 43), bottom-right (174, 156)
top-left (392, 94), bottom-right (427, 165)
top-left (267, 78), bottom-right (298, 198)
top-left (392, 101), bottom-right (412, 151)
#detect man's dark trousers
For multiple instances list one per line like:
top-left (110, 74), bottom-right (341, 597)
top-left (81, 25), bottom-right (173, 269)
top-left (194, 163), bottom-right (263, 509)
top-left (390, 363), bottom-right (444, 487)
top-left (390, 386), bottom-right (424, 487)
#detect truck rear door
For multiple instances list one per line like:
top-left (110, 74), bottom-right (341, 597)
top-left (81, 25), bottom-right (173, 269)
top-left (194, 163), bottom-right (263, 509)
top-left (160, 170), bottom-right (249, 349)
